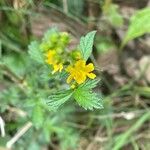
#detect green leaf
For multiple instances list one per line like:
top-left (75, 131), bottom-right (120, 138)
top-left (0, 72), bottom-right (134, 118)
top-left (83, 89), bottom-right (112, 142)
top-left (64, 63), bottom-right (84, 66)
top-left (28, 41), bottom-right (44, 64)
top-left (79, 31), bottom-right (96, 60)
top-left (122, 7), bottom-right (150, 47)
top-left (3, 53), bottom-right (29, 76)
top-left (59, 128), bottom-right (79, 150)
top-left (104, 4), bottom-right (123, 27)
top-left (46, 90), bottom-right (73, 110)
top-left (79, 79), bottom-right (100, 90)
top-left (73, 80), bottom-right (103, 110)
top-left (32, 104), bottom-right (44, 129)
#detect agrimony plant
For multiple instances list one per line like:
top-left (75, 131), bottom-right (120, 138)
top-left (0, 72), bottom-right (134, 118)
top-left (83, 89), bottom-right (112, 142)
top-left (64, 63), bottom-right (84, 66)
top-left (28, 28), bottom-right (103, 110)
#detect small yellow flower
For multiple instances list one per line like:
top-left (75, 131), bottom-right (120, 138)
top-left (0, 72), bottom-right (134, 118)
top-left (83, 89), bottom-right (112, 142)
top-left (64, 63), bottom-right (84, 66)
top-left (52, 63), bottom-right (63, 74)
top-left (45, 50), bottom-right (57, 65)
top-left (66, 60), bottom-right (96, 84)
top-left (45, 50), bottom-right (63, 74)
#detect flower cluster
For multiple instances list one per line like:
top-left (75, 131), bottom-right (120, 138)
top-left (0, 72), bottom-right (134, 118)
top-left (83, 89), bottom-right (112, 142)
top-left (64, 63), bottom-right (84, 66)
top-left (40, 30), bottom-right (96, 87)
top-left (45, 50), bottom-right (63, 74)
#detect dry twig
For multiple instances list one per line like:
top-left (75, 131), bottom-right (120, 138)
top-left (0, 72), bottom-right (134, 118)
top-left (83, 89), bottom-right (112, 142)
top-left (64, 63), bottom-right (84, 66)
top-left (6, 122), bottom-right (32, 149)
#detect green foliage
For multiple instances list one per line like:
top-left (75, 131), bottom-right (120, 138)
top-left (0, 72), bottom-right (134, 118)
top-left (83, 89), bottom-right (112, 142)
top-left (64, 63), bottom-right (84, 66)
top-left (58, 128), bottom-right (79, 150)
top-left (96, 36), bottom-right (116, 54)
top-left (67, 0), bottom-right (84, 17)
top-left (0, 86), bottom-right (21, 112)
top-left (32, 104), bottom-right (44, 129)
top-left (0, 26), bottom-right (102, 149)
top-left (1, 1), bottom-right (150, 149)
top-left (79, 78), bottom-right (100, 90)
top-left (134, 86), bottom-right (150, 98)
top-left (46, 79), bottom-right (103, 110)
top-left (112, 112), bottom-right (150, 150)
top-left (103, 4), bottom-right (124, 27)
top-left (2, 53), bottom-right (29, 76)
top-left (122, 7), bottom-right (150, 47)
top-left (28, 41), bottom-right (44, 64)
top-left (28, 29), bottom-right (102, 111)
top-left (73, 79), bottom-right (103, 110)
top-left (79, 31), bottom-right (96, 61)
top-left (46, 90), bottom-right (73, 110)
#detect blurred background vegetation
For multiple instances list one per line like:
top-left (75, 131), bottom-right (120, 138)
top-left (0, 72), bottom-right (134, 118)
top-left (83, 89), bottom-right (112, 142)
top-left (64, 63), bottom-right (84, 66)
top-left (0, 0), bottom-right (150, 150)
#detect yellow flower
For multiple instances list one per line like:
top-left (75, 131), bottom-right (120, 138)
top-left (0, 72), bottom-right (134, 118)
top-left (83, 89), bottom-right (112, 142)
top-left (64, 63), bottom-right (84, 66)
top-left (52, 63), bottom-right (63, 74)
top-left (66, 60), bottom-right (96, 84)
top-left (45, 50), bottom-right (57, 65)
top-left (45, 50), bottom-right (63, 74)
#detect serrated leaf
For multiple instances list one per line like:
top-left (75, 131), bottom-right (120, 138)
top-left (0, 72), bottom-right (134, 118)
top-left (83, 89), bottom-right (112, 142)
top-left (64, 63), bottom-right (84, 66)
top-left (32, 105), bottom-right (44, 129)
top-left (79, 79), bottom-right (100, 90)
top-left (3, 53), bottom-right (29, 76)
top-left (122, 8), bottom-right (150, 47)
top-left (79, 31), bottom-right (96, 60)
top-left (73, 80), bottom-right (103, 110)
top-left (46, 90), bottom-right (73, 110)
top-left (28, 41), bottom-right (44, 64)
top-left (59, 128), bottom-right (79, 150)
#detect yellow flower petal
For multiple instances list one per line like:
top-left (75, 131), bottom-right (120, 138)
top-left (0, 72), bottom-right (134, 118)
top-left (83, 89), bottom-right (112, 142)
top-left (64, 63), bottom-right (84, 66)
top-left (74, 71), bottom-right (86, 84)
top-left (75, 60), bottom-right (86, 68)
top-left (52, 65), bottom-right (58, 74)
top-left (87, 73), bottom-right (96, 79)
top-left (66, 66), bottom-right (73, 72)
top-left (67, 75), bottom-right (73, 83)
top-left (45, 50), bottom-right (56, 65)
top-left (52, 63), bottom-right (63, 74)
top-left (58, 63), bottom-right (63, 72)
top-left (86, 63), bottom-right (94, 72)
